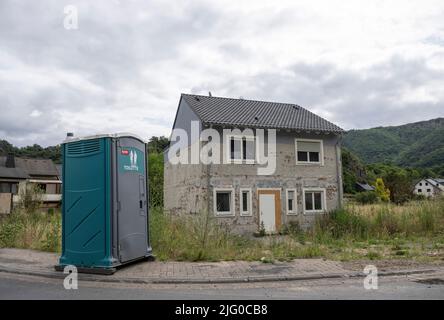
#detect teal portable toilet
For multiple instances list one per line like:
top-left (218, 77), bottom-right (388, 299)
top-left (56, 133), bottom-right (153, 274)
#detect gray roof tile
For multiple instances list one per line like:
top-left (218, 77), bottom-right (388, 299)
top-left (0, 156), bottom-right (58, 178)
top-left (181, 94), bottom-right (344, 133)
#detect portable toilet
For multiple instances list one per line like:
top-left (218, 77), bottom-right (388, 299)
top-left (56, 133), bottom-right (153, 274)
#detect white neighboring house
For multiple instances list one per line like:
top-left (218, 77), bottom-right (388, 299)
top-left (413, 178), bottom-right (444, 198)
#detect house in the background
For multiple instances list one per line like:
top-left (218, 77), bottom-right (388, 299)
top-left (164, 93), bottom-right (344, 234)
top-left (0, 154), bottom-right (61, 214)
top-left (355, 182), bottom-right (375, 192)
top-left (413, 178), bottom-right (444, 198)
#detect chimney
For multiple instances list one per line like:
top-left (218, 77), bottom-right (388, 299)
top-left (66, 132), bottom-right (74, 140)
top-left (5, 153), bottom-right (15, 168)
top-left (208, 91), bottom-right (212, 97)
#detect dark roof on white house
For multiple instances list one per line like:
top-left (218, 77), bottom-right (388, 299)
top-left (14, 158), bottom-right (59, 177)
top-left (181, 94), bottom-right (344, 133)
top-left (356, 182), bottom-right (375, 191)
top-left (0, 156), bottom-right (58, 179)
top-left (0, 167), bottom-right (29, 179)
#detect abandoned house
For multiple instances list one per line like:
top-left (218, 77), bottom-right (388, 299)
top-left (413, 178), bottom-right (444, 198)
top-left (164, 93), bottom-right (345, 234)
top-left (0, 154), bottom-right (61, 214)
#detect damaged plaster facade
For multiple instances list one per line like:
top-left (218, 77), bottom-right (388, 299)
top-left (164, 94), bottom-right (344, 234)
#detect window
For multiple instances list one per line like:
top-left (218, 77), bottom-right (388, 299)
top-left (228, 136), bottom-right (255, 163)
top-left (427, 189), bottom-right (431, 192)
top-left (0, 182), bottom-right (19, 194)
top-left (230, 138), bottom-right (241, 160)
top-left (286, 189), bottom-right (297, 215)
top-left (213, 188), bottom-right (234, 216)
top-left (240, 188), bottom-right (252, 216)
top-left (295, 139), bottom-right (323, 165)
top-left (425, 182), bottom-right (428, 186)
top-left (303, 189), bottom-right (326, 213)
top-left (418, 189), bottom-right (422, 193)
top-left (419, 183), bottom-right (422, 186)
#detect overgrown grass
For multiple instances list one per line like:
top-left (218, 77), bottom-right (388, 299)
top-left (1, 197), bottom-right (443, 263)
top-left (150, 197), bottom-right (444, 262)
top-left (150, 207), bottom-right (326, 261)
top-left (0, 209), bottom-right (61, 252)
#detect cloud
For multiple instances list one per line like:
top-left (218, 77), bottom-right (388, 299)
top-left (0, 0), bottom-right (443, 146)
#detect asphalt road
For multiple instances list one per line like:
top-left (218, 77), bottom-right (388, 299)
top-left (0, 271), bottom-right (443, 300)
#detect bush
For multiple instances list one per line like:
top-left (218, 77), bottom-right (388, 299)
top-left (18, 184), bottom-right (44, 213)
top-left (355, 191), bottom-right (379, 204)
top-left (375, 178), bottom-right (390, 202)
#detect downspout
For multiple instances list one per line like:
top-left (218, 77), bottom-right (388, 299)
top-left (335, 134), bottom-right (344, 208)
top-left (206, 124), bottom-right (212, 216)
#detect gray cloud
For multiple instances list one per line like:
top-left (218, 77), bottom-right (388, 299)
top-left (0, 0), bottom-right (443, 146)
top-left (208, 56), bottom-right (444, 129)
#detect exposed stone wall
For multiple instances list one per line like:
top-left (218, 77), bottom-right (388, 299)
top-left (163, 151), bottom-right (208, 215)
top-left (164, 130), bottom-right (343, 234)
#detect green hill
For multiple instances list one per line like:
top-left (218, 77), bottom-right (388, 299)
top-left (343, 118), bottom-right (444, 168)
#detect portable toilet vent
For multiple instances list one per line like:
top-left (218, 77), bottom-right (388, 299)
top-left (56, 133), bottom-right (153, 274)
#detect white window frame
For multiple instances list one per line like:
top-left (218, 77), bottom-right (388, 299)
top-left (213, 188), bottom-right (235, 216)
top-left (302, 188), bottom-right (327, 214)
top-left (286, 188), bottom-right (298, 215)
top-left (239, 188), bottom-right (252, 216)
top-left (226, 135), bottom-right (255, 164)
top-left (295, 138), bottom-right (324, 166)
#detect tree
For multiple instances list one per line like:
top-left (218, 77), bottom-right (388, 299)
top-left (374, 178), bottom-right (390, 202)
top-left (384, 170), bottom-right (412, 204)
top-left (147, 136), bottom-right (169, 154)
top-left (341, 148), bottom-right (367, 194)
top-left (148, 152), bottom-right (164, 207)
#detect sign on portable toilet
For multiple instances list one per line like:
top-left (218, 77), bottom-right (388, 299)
top-left (55, 133), bottom-right (154, 274)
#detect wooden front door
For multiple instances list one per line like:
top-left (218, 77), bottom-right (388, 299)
top-left (258, 189), bottom-right (281, 233)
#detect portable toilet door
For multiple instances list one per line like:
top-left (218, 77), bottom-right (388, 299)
top-left (56, 133), bottom-right (152, 274)
top-left (114, 136), bottom-right (150, 263)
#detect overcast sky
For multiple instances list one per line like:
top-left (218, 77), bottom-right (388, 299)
top-left (1, 0), bottom-right (443, 147)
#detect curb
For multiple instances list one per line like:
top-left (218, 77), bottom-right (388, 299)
top-left (0, 264), bottom-right (438, 285)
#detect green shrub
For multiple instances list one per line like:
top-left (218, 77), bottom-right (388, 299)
top-left (18, 184), bottom-right (44, 213)
top-left (355, 191), bottom-right (379, 204)
top-left (0, 216), bottom-right (24, 247)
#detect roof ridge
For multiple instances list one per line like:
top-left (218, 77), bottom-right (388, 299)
top-left (181, 93), bottom-right (303, 108)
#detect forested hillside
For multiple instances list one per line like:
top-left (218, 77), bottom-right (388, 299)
top-left (343, 118), bottom-right (444, 168)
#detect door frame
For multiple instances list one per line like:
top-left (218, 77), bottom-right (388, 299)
top-left (257, 188), bottom-right (281, 233)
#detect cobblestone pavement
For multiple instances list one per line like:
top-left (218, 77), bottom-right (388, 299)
top-left (0, 248), bottom-right (442, 284)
